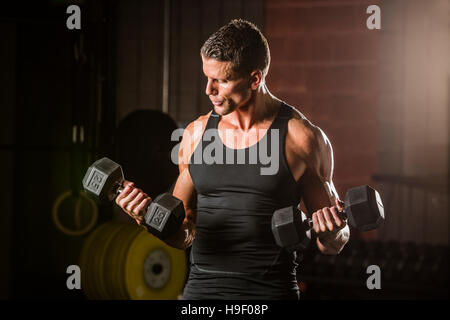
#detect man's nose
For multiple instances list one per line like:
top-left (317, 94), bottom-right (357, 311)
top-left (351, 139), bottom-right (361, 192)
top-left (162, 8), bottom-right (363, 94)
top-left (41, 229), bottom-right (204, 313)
top-left (205, 79), bottom-right (217, 96)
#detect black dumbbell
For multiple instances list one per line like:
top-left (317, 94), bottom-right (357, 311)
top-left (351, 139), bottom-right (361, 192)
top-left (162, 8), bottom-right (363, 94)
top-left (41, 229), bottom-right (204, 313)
top-left (271, 185), bottom-right (385, 253)
top-left (82, 157), bottom-right (185, 240)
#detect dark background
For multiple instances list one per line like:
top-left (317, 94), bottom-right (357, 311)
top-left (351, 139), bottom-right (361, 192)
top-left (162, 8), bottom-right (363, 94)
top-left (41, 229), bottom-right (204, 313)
top-left (0, 0), bottom-right (448, 300)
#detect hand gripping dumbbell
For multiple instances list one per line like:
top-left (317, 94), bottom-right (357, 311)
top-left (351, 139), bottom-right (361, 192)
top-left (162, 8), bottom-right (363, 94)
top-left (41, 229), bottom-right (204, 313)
top-left (271, 185), bottom-right (385, 253)
top-left (82, 157), bottom-right (185, 240)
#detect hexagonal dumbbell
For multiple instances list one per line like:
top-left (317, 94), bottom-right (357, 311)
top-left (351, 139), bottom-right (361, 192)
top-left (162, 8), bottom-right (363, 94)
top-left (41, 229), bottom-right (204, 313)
top-left (271, 185), bottom-right (385, 253)
top-left (82, 157), bottom-right (185, 240)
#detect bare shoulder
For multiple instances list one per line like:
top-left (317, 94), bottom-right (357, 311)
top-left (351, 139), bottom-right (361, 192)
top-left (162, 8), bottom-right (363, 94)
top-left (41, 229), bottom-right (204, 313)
top-left (184, 111), bottom-right (211, 137)
top-left (286, 106), bottom-right (333, 176)
top-left (288, 107), bottom-right (331, 153)
top-left (179, 111), bottom-right (212, 169)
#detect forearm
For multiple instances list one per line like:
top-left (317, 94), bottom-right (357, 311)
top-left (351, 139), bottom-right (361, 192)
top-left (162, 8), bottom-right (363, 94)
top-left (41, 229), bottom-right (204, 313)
top-left (162, 209), bottom-right (196, 250)
top-left (316, 225), bottom-right (350, 255)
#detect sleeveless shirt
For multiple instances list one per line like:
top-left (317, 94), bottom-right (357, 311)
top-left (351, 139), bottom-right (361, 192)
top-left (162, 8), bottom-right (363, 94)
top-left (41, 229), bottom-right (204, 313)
top-left (182, 102), bottom-right (302, 300)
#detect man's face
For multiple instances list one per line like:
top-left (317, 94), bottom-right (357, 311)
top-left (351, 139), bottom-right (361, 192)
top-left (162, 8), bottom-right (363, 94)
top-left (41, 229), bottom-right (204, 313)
top-left (201, 56), bottom-right (252, 116)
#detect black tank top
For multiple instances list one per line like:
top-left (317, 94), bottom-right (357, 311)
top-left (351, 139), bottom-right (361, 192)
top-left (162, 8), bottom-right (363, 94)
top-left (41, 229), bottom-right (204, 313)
top-left (183, 102), bottom-right (302, 300)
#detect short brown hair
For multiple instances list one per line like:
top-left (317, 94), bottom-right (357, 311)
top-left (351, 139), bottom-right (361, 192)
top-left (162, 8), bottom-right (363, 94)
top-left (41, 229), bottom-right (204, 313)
top-left (200, 19), bottom-right (271, 78)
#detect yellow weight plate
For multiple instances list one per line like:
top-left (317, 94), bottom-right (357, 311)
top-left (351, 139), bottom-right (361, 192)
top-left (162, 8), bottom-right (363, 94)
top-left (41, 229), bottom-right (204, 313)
top-left (104, 223), bottom-right (139, 299)
top-left (81, 221), bottom-right (123, 299)
top-left (79, 222), bottom-right (109, 299)
top-left (124, 230), bottom-right (187, 300)
top-left (88, 222), bottom-right (118, 299)
top-left (90, 222), bottom-right (116, 299)
top-left (80, 223), bottom-right (104, 299)
top-left (117, 225), bottom-right (142, 299)
top-left (95, 222), bottom-right (124, 299)
top-left (103, 222), bottom-right (128, 299)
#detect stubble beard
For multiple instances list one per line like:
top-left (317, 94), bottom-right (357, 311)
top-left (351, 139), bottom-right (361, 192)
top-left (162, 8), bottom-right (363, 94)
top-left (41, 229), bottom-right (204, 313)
top-left (213, 100), bottom-right (237, 116)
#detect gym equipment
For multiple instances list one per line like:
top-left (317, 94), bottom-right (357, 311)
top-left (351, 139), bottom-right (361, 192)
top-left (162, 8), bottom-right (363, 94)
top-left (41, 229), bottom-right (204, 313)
top-left (343, 240), bottom-right (366, 279)
top-left (79, 221), bottom-right (187, 300)
top-left (271, 185), bottom-right (384, 252)
top-left (361, 241), bottom-right (383, 272)
top-left (332, 243), bottom-right (352, 278)
top-left (420, 244), bottom-right (448, 286)
top-left (82, 157), bottom-right (185, 240)
top-left (379, 240), bottom-right (400, 282)
top-left (395, 242), bottom-right (417, 283)
top-left (52, 189), bottom-right (98, 236)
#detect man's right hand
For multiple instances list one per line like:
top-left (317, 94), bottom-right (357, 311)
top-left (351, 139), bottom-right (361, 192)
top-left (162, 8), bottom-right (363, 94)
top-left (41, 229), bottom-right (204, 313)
top-left (115, 180), bottom-right (152, 226)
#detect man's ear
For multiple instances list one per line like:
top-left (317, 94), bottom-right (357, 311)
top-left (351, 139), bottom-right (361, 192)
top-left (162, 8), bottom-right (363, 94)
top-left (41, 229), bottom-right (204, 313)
top-left (249, 70), bottom-right (263, 90)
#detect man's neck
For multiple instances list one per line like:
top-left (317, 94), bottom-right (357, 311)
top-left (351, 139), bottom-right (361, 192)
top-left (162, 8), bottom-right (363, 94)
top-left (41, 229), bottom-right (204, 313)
top-left (223, 84), bottom-right (281, 132)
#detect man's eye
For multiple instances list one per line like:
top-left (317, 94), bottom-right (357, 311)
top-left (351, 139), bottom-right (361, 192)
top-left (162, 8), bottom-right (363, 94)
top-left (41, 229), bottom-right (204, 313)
top-left (210, 79), bottom-right (227, 85)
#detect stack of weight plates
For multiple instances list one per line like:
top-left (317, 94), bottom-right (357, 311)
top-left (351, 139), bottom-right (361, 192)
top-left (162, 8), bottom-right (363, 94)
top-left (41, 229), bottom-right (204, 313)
top-left (79, 221), bottom-right (187, 300)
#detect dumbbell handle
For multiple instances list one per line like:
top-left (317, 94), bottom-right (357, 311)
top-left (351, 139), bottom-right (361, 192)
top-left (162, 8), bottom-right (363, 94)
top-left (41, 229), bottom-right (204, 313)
top-left (112, 182), bottom-right (184, 239)
top-left (113, 183), bottom-right (153, 213)
top-left (303, 209), bottom-right (348, 231)
top-left (113, 183), bottom-right (142, 200)
top-left (114, 183), bottom-right (125, 195)
top-left (273, 208), bottom-right (348, 254)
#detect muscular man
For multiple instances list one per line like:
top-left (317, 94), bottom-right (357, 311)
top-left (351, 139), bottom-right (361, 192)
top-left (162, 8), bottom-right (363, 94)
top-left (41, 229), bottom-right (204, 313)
top-left (116, 19), bottom-right (350, 300)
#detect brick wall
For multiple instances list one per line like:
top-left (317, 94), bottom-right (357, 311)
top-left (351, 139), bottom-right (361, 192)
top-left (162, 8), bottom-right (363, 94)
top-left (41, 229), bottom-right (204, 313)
top-left (265, 0), bottom-right (380, 210)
